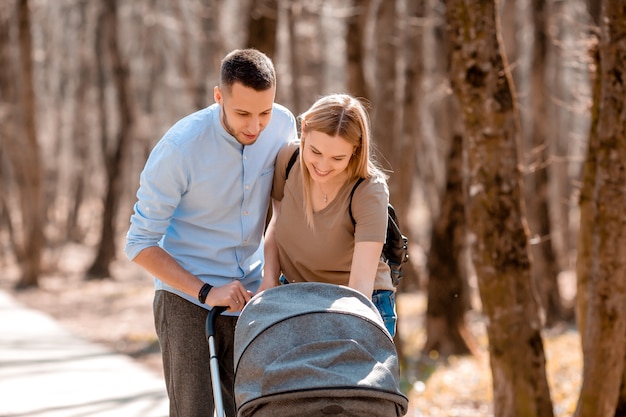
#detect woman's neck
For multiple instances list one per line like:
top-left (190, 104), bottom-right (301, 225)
top-left (312, 173), bottom-right (349, 208)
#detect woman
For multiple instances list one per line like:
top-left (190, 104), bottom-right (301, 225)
top-left (260, 93), bottom-right (397, 336)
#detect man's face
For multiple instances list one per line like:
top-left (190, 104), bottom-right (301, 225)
top-left (214, 82), bottom-right (275, 146)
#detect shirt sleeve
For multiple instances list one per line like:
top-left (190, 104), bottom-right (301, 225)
top-left (125, 139), bottom-right (188, 260)
top-left (271, 141), bottom-right (300, 202)
top-left (351, 177), bottom-right (389, 243)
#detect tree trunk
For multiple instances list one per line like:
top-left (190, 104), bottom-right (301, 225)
top-left (423, 134), bottom-right (479, 358)
top-left (0, 4), bottom-right (20, 273)
top-left (14, 0), bottom-right (44, 289)
top-left (371, 0), bottom-right (397, 175)
top-left (527, 0), bottom-right (566, 326)
top-left (246, 0), bottom-right (278, 59)
top-left (198, 0), bottom-right (224, 104)
top-left (575, 1), bottom-right (626, 415)
top-left (502, 0), bottom-right (565, 326)
top-left (390, 0), bottom-right (423, 292)
top-left (346, 0), bottom-right (370, 100)
top-left (446, 1), bottom-right (554, 416)
top-left (286, 1), bottom-right (324, 115)
top-left (586, 0), bottom-right (601, 25)
top-left (543, 1), bottom-right (589, 274)
top-left (86, 0), bottom-right (134, 280)
top-left (575, 29), bottom-right (601, 355)
top-left (171, 0), bottom-right (201, 110)
top-left (67, 0), bottom-right (92, 243)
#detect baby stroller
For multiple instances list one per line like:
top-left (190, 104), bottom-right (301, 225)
top-left (233, 282), bottom-right (408, 417)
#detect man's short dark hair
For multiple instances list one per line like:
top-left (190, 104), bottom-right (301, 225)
top-left (220, 49), bottom-right (276, 92)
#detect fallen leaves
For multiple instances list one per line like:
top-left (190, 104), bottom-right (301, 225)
top-left (398, 293), bottom-right (582, 417)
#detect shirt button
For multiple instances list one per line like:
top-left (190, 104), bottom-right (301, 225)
top-left (245, 185), bottom-right (250, 190)
top-left (243, 211), bottom-right (249, 216)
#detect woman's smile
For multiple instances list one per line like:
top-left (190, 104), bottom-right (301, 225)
top-left (312, 165), bottom-right (332, 177)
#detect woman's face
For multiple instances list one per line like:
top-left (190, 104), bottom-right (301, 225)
top-left (302, 130), bottom-right (354, 185)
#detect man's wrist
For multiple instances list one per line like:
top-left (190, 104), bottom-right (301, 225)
top-left (198, 283), bottom-right (213, 304)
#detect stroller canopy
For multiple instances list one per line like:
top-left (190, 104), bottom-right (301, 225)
top-left (234, 282), bottom-right (408, 417)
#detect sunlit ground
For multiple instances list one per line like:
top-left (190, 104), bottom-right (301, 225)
top-left (397, 292), bottom-right (581, 417)
top-left (2, 249), bottom-right (582, 417)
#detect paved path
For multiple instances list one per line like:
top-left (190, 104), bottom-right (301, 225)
top-left (0, 290), bottom-right (169, 417)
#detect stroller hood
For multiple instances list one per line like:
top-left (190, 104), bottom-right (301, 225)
top-left (234, 282), bottom-right (408, 417)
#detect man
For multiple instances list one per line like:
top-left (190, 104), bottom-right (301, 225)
top-left (125, 48), bottom-right (297, 417)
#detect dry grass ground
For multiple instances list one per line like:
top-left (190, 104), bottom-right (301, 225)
top-left (397, 292), bottom-right (582, 417)
top-left (2, 244), bottom-right (582, 416)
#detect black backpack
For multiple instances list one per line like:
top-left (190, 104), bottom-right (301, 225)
top-left (285, 148), bottom-right (409, 286)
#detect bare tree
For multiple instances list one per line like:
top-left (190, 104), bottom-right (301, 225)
top-left (369, 0), bottom-right (421, 288)
top-left (86, 0), bottom-right (135, 280)
top-left (586, 0), bottom-right (601, 25)
top-left (346, 0), bottom-right (370, 100)
top-left (446, 1), bottom-right (554, 416)
top-left (525, 0), bottom-right (567, 325)
top-left (171, 0), bottom-right (202, 109)
top-left (575, 1), bottom-right (626, 415)
top-left (423, 133), bottom-right (479, 358)
top-left (66, 1), bottom-right (96, 242)
top-left (544, 1), bottom-right (591, 272)
top-left (370, 0), bottom-right (397, 174)
top-left (198, 0), bottom-right (225, 102)
top-left (0, 0), bottom-right (45, 289)
top-left (17, 0), bottom-right (44, 288)
top-left (574, 31), bottom-right (599, 365)
top-left (286, 1), bottom-right (325, 114)
top-left (421, 0), bottom-right (479, 359)
top-left (390, 0), bottom-right (421, 291)
top-left (0, 3), bottom-right (20, 272)
top-left (246, 0), bottom-right (278, 58)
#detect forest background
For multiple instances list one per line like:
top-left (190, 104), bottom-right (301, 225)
top-left (2, 0), bottom-right (625, 416)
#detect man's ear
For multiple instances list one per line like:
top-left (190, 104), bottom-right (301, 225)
top-left (214, 86), bottom-right (222, 104)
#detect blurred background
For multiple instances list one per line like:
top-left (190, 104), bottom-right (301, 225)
top-left (0, 0), bottom-right (593, 289)
top-left (0, 0), bottom-right (603, 415)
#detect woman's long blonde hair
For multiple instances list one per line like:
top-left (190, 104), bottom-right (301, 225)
top-left (298, 94), bottom-right (386, 226)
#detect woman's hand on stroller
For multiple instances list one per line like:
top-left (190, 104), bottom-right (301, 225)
top-left (208, 281), bottom-right (253, 312)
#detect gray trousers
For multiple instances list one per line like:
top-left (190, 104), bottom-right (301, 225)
top-left (154, 290), bottom-right (237, 417)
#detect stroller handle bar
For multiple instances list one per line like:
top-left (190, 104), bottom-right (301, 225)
top-left (205, 305), bottom-right (228, 417)
top-left (206, 305), bottom-right (228, 338)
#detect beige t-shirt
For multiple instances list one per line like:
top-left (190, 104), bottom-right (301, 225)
top-left (272, 142), bottom-right (394, 292)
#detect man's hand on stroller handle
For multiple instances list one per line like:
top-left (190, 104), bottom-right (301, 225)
top-left (206, 281), bottom-right (253, 312)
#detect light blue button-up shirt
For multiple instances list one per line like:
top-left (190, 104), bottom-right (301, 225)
top-left (125, 102), bottom-right (297, 308)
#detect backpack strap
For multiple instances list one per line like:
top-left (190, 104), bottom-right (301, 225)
top-left (348, 178), bottom-right (365, 226)
top-left (285, 148), bottom-right (300, 180)
top-left (348, 177), bottom-right (408, 287)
